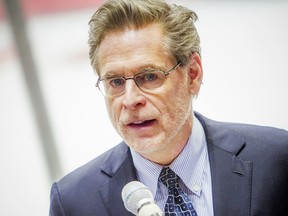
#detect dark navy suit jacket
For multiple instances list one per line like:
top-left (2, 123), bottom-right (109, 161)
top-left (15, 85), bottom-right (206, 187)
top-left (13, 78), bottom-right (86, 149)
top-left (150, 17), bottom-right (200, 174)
top-left (50, 113), bottom-right (288, 216)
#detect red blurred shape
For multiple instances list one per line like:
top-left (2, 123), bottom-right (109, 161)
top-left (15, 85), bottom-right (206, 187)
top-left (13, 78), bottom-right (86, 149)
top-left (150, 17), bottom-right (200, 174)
top-left (0, 0), bottom-right (105, 20)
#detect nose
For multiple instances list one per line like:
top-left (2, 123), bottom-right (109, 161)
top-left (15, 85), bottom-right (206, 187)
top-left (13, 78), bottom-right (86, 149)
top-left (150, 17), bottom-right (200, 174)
top-left (122, 79), bottom-right (146, 110)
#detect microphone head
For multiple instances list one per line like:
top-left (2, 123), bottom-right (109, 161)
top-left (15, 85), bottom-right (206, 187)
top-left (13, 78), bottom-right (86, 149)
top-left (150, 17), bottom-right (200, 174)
top-left (121, 181), bottom-right (154, 215)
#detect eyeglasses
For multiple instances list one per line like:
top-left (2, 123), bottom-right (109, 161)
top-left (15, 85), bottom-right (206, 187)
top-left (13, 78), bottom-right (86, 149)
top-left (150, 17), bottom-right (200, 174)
top-left (96, 61), bottom-right (182, 97)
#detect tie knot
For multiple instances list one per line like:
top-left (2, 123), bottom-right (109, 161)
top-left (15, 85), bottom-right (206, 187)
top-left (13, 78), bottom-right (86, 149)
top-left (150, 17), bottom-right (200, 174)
top-left (159, 167), bottom-right (180, 189)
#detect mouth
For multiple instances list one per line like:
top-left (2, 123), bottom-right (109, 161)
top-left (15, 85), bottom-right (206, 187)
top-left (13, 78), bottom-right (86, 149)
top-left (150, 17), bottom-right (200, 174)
top-left (127, 119), bottom-right (156, 128)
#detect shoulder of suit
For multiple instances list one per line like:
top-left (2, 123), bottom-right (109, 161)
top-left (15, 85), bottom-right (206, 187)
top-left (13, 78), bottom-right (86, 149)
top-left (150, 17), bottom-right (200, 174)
top-left (56, 141), bottom-right (130, 189)
top-left (195, 112), bottom-right (288, 159)
top-left (195, 111), bottom-right (288, 139)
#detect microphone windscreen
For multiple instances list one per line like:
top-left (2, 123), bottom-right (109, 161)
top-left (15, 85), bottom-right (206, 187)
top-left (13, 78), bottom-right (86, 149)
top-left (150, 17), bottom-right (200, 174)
top-left (121, 181), bottom-right (154, 215)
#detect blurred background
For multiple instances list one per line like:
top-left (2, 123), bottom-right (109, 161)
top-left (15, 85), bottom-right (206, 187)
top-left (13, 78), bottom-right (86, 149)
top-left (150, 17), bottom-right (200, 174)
top-left (0, 0), bottom-right (287, 215)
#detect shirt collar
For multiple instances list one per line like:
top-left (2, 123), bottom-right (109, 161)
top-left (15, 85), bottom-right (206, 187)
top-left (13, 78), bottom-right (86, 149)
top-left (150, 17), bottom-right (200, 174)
top-left (170, 116), bottom-right (207, 196)
top-left (131, 115), bottom-right (207, 197)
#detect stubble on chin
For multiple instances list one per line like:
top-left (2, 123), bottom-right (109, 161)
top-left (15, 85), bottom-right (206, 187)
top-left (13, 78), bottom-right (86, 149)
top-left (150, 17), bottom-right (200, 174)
top-left (116, 120), bottom-right (166, 155)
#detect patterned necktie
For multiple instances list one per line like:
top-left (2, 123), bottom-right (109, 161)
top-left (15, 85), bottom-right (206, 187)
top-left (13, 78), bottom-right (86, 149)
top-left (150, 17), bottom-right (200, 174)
top-left (159, 167), bottom-right (198, 216)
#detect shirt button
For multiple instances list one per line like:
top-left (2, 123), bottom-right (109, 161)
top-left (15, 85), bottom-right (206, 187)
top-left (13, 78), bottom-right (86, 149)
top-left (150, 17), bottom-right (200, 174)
top-left (192, 184), bottom-right (200, 192)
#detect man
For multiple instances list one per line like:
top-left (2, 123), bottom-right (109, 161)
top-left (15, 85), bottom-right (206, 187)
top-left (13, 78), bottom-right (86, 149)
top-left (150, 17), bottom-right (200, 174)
top-left (49, 0), bottom-right (288, 215)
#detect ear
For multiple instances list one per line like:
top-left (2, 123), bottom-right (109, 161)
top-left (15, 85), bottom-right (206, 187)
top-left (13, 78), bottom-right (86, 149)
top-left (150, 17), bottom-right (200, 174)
top-left (187, 52), bottom-right (203, 96)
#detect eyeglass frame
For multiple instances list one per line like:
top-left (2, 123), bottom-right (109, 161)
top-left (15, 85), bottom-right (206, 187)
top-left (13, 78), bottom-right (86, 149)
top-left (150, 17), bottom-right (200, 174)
top-left (95, 60), bottom-right (183, 97)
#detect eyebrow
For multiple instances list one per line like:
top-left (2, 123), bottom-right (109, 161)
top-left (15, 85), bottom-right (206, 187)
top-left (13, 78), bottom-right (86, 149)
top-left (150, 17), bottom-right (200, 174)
top-left (101, 71), bottom-right (119, 79)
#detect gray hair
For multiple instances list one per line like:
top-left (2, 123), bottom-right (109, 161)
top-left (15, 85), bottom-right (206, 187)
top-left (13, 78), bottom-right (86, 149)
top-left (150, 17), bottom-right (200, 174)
top-left (88, 0), bottom-right (201, 74)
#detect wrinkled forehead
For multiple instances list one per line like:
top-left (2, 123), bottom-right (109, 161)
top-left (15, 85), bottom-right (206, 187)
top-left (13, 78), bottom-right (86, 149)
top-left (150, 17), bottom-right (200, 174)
top-left (97, 24), bottom-right (173, 77)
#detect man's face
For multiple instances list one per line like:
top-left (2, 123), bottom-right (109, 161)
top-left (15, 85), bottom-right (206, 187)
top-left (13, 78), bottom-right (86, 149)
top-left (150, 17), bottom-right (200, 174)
top-left (97, 23), bottom-right (202, 164)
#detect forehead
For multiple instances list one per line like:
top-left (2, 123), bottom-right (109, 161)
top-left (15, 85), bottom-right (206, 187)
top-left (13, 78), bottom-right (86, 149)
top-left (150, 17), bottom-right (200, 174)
top-left (97, 23), bottom-right (172, 76)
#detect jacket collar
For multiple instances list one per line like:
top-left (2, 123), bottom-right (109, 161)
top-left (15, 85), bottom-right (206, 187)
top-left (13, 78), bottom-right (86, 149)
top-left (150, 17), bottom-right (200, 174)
top-left (196, 112), bottom-right (253, 216)
top-left (99, 142), bottom-right (136, 216)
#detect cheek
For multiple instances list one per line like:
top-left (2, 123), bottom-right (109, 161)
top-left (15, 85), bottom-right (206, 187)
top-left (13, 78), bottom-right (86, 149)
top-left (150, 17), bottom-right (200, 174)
top-left (105, 98), bottom-right (120, 128)
top-left (161, 83), bottom-right (192, 123)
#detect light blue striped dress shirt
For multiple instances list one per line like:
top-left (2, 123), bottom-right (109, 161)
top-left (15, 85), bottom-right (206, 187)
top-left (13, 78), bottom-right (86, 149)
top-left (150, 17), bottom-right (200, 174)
top-left (130, 116), bottom-right (214, 216)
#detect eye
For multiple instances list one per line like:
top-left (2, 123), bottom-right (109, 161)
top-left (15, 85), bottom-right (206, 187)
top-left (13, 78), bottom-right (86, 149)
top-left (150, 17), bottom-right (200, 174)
top-left (135, 70), bottom-right (164, 87)
top-left (144, 72), bottom-right (158, 82)
top-left (109, 78), bottom-right (125, 87)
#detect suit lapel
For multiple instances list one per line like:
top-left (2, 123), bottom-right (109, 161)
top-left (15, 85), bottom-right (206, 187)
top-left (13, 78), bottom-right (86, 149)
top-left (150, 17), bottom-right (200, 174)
top-left (208, 143), bottom-right (253, 216)
top-left (99, 142), bottom-right (137, 216)
top-left (196, 113), bottom-right (253, 216)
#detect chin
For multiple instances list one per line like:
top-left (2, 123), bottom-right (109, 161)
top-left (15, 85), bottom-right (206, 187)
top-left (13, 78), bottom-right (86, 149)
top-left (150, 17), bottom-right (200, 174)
top-left (126, 135), bottom-right (166, 155)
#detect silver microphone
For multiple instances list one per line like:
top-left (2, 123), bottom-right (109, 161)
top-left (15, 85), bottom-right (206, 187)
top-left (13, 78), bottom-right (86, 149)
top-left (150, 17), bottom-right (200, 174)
top-left (121, 181), bottom-right (164, 216)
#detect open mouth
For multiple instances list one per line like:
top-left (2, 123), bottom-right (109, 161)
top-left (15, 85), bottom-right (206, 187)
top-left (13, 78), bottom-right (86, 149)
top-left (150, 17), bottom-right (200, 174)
top-left (128, 119), bottom-right (156, 127)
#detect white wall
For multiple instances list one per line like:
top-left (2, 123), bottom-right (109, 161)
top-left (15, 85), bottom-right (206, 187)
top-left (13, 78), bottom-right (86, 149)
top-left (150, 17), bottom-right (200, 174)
top-left (0, 1), bottom-right (287, 215)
